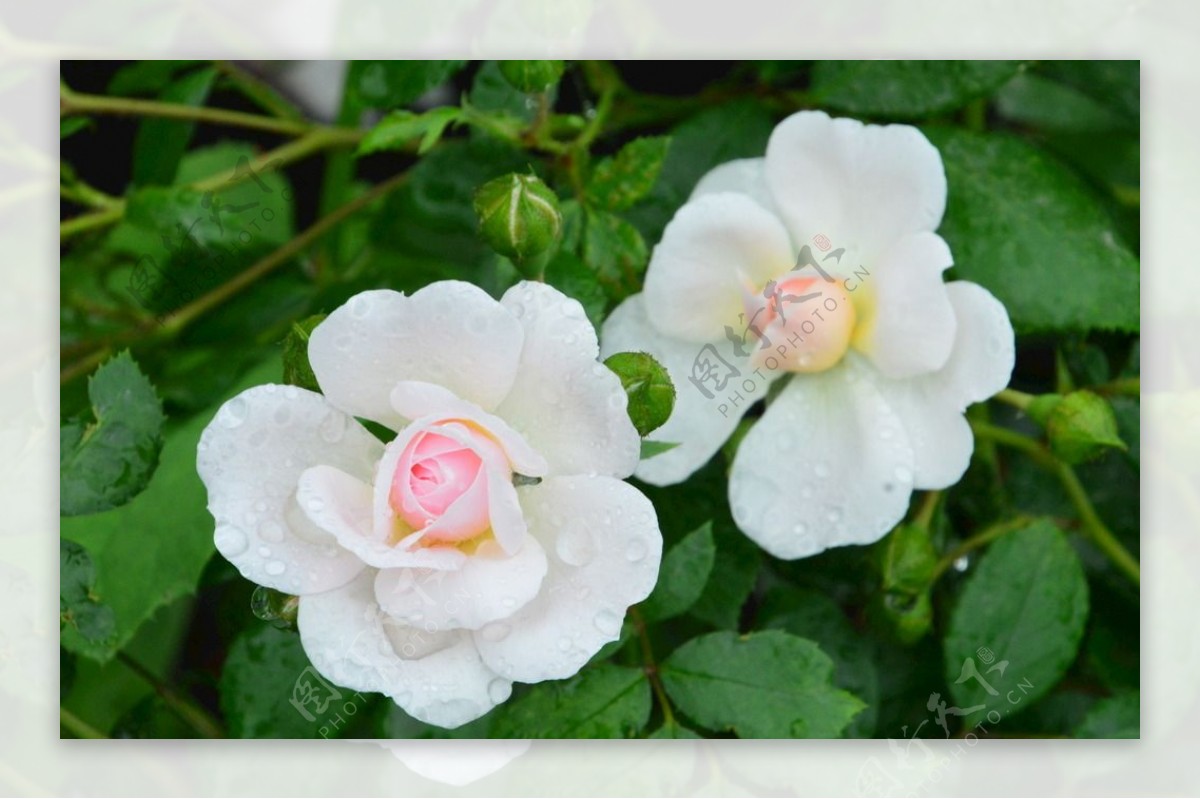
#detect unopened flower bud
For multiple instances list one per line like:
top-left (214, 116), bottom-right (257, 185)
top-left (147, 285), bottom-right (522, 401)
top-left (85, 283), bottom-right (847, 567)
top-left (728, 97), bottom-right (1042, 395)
top-left (1046, 390), bottom-right (1126, 464)
top-left (474, 173), bottom-right (562, 265)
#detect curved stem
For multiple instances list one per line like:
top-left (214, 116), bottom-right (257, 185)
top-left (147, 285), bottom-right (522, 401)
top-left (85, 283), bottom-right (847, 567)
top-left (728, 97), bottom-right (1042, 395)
top-left (61, 83), bottom-right (315, 137)
top-left (1096, 376), bottom-right (1140, 398)
top-left (61, 127), bottom-right (361, 242)
top-left (629, 606), bottom-right (675, 727)
top-left (970, 420), bottom-right (1140, 585)
top-left (931, 515), bottom-right (1035, 581)
top-left (60, 706), bottom-right (106, 739)
top-left (994, 388), bottom-right (1035, 412)
top-left (912, 490), bottom-right (942, 529)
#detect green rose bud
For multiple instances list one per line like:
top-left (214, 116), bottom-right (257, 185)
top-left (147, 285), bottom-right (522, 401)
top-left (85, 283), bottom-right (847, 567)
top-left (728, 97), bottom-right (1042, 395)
top-left (603, 351), bottom-right (676, 437)
top-left (498, 60), bottom-right (566, 93)
top-left (474, 173), bottom-right (562, 267)
top-left (1046, 389), bottom-right (1126, 464)
top-left (875, 522), bottom-right (938, 644)
top-left (1026, 392), bottom-right (1063, 427)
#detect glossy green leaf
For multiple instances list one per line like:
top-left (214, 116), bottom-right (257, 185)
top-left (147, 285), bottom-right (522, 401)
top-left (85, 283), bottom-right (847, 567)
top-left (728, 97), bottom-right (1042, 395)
top-left (648, 720), bottom-right (702, 739)
top-left (943, 520), bottom-right (1089, 723)
top-left (61, 358), bottom-right (280, 661)
top-left (491, 664), bottom-right (650, 738)
top-left (579, 206), bottom-right (649, 302)
top-left (357, 107), bottom-right (462, 156)
top-left (759, 586), bottom-right (880, 737)
top-left (661, 630), bottom-right (865, 738)
top-left (603, 350), bottom-right (676, 437)
top-left (132, 66), bottom-right (217, 186)
top-left (811, 60), bottom-right (1024, 118)
top-left (60, 351), bottom-right (165, 516)
top-left (927, 127), bottom-right (1140, 333)
top-left (640, 522), bottom-right (715, 622)
top-left (220, 624), bottom-right (346, 739)
top-left (586, 136), bottom-right (671, 211)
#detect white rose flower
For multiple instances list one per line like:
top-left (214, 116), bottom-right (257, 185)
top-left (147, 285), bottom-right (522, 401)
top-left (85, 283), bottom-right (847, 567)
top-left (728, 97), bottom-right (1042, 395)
top-left (197, 280), bottom-right (662, 728)
top-left (601, 110), bottom-right (1015, 559)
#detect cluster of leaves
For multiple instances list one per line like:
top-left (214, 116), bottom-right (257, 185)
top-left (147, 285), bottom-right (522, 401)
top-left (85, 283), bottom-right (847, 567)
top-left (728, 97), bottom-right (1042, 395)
top-left (60, 60), bottom-right (1138, 742)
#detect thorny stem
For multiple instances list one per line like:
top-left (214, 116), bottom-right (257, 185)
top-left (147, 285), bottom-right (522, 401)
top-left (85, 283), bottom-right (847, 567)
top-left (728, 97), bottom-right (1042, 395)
top-left (970, 420), bottom-right (1140, 585)
top-left (629, 606), bottom-right (675, 728)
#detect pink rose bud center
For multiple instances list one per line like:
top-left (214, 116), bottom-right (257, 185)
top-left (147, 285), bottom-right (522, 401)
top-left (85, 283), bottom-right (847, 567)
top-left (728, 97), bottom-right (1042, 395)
top-left (746, 274), bottom-right (856, 373)
top-left (389, 424), bottom-right (511, 544)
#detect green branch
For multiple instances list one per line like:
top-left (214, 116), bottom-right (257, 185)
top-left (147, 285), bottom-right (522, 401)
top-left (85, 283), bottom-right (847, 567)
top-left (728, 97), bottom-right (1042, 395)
top-left (61, 170), bottom-right (410, 385)
top-left (629, 606), bottom-right (675, 728)
top-left (60, 706), bottom-right (106, 739)
top-left (970, 420), bottom-right (1140, 585)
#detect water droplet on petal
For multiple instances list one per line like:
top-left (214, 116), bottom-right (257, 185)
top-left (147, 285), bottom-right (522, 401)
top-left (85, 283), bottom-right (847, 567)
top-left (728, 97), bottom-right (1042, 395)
top-left (265, 560), bottom-right (286, 576)
top-left (487, 678), bottom-right (511, 704)
top-left (214, 525), bottom-right (248, 557)
top-left (894, 466), bottom-right (913, 483)
top-left (593, 610), bottom-right (620, 636)
top-left (273, 405), bottom-right (291, 425)
top-left (258, 546), bottom-right (271, 557)
top-left (259, 520), bottom-right (285, 543)
top-left (320, 412), bottom-right (347, 443)
top-left (220, 398), bottom-right (248, 429)
top-left (792, 522), bottom-right (807, 535)
top-left (625, 538), bottom-right (648, 562)
top-left (480, 621), bottom-right (510, 642)
top-left (555, 520), bottom-right (596, 566)
top-left (557, 636), bottom-right (571, 651)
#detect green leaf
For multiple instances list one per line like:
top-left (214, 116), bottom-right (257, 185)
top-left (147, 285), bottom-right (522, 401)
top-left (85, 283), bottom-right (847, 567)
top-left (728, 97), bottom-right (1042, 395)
top-left (345, 60), bottom-right (466, 112)
top-left (60, 116), bottom-right (91, 139)
top-left (648, 720), bottom-right (702, 739)
top-left (640, 522), bottom-right (715, 622)
top-left (60, 351), bottom-right (165, 516)
top-left (498, 60), bottom-right (565, 93)
top-left (60, 539), bottom-right (117, 644)
top-left (810, 60), bottom-right (1024, 118)
top-left (579, 206), bottom-right (649, 302)
top-left (357, 107), bottom-right (462, 156)
top-left (759, 586), bottom-right (880, 738)
top-left (626, 99), bottom-right (774, 244)
top-left (1074, 691), bottom-right (1138, 738)
top-left (603, 351), bottom-right (676, 437)
top-left (586, 136), bottom-right (672, 211)
top-left (220, 624), bottom-right (346, 738)
top-left (660, 630), bottom-right (865, 738)
top-left (468, 60), bottom-right (552, 124)
top-left (995, 72), bottom-right (1131, 134)
top-left (132, 66), bottom-right (217, 186)
top-left (281, 314), bottom-right (326, 393)
top-left (1040, 61), bottom-right (1139, 127)
top-left (639, 439), bottom-right (680, 460)
top-left (543, 248), bottom-right (606, 331)
top-left (108, 60), bottom-right (204, 95)
top-left (943, 520), bottom-right (1089, 723)
top-left (875, 523), bottom-right (938, 644)
top-left (491, 664), bottom-right (650, 738)
top-left (927, 127), bottom-right (1140, 333)
top-left (112, 694), bottom-right (201, 739)
top-left (61, 357), bottom-right (281, 661)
